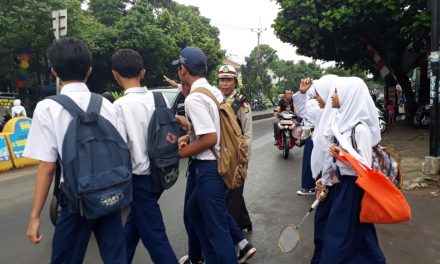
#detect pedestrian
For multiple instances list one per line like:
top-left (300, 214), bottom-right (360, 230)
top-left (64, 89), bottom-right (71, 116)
top-left (166, 66), bottom-right (256, 264)
top-left (312, 77), bottom-right (386, 263)
top-left (274, 88), bottom-right (294, 144)
top-left (218, 64), bottom-right (256, 262)
top-left (292, 80), bottom-right (319, 196)
top-left (11, 99), bottom-right (27, 117)
top-left (23, 38), bottom-right (127, 263)
top-left (111, 49), bottom-right (178, 264)
top-left (293, 75), bottom-right (339, 195)
top-left (173, 46), bottom-right (238, 264)
top-left (387, 100), bottom-right (395, 124)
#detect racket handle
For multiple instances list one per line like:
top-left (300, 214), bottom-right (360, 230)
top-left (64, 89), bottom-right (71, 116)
top-left (310, 199), bottom-right (320, 210)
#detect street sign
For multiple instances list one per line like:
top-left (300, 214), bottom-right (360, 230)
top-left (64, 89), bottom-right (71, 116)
top-left (52, 9), bottom-right (67, 39)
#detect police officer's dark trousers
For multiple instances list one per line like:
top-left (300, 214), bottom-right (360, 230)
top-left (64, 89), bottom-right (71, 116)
top-left (51, 196), bottom-right (126, 263)
top-left (184, 160), bottom-right (237, 264)
top-left (311, 176), bottom-right (386, 264)
top-left (124, 174), bottom-right (177, 263)
top-left (226, 183), bottom-right (252, 230)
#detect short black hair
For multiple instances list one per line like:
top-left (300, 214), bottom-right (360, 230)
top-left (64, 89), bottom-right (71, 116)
top-left (182, 65), bottom-right (207, 78)
top-left (47, 38), bottom-right (91, 81)
top-left (111, 49), bottom-right (144, 78)
top-left (284, 88), bottom-right (292, 93)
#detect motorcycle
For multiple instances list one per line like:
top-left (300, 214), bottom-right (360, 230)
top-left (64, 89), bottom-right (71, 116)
top-left (377, 107), bottom-right (387, 133)
top-left (413, 104), bottom-right (431, 128)
top-left (275, 111), bottom-right (299, 159)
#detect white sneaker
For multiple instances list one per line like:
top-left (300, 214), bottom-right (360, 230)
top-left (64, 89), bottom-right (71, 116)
top-left (297, 188), bottom-right (316, 196)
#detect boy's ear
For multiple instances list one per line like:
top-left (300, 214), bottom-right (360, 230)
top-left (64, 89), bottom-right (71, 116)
top-left (140, 69), bottom-right (146, 80)
top-left (50, 68), bottom-right (58, 78)
top-left (112, 70), bottom-right (120, 80)
top-left (84, 67), bottom-right (92, 81)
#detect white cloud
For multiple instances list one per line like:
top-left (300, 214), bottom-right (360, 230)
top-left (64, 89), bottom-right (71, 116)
top-left (174, 0), bottom-right (333, 67)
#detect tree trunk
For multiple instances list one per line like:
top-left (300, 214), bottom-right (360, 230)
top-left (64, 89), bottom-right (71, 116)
top-left (391, 61), bottom-right (416, 125)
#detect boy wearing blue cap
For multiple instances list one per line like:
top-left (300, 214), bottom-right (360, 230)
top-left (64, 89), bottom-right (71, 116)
top-left (173, 47), bottom-right (237, 264)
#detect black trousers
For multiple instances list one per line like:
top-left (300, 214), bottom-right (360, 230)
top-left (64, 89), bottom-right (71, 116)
top-left (226, 183), bottom-right (252, 230)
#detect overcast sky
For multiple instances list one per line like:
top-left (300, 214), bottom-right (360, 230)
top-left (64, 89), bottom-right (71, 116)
top-left (174, 0), bottom-right (332, 66)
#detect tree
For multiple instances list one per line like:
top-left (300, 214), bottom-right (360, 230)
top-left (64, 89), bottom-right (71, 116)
top-left (273, 0), bottom-right (430, 117)
top-left (271, 59), bottom-right (322, 92)
top-left (241, 44), bottom-right (278, 103)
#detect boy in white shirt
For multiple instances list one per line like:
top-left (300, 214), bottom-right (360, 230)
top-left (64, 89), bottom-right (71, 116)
top-left (24, 38), bottom-right (127, 263)
top-left (112, 49), bottom-right (177, 264)
top-left (174, 47), bottom-right (237, 264)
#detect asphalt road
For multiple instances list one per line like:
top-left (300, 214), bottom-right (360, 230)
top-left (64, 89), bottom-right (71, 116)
top-left (0, 117), bottom-right (439, 263)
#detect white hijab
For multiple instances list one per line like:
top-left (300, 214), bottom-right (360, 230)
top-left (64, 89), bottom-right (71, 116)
top-left (310, 74), bottom-right (339, 179)
top-left (332, 77), bottom-right (381, 145)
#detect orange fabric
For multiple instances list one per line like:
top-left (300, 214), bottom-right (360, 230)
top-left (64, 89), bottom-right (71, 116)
top-left (334, 147), bottom-right (411, 224)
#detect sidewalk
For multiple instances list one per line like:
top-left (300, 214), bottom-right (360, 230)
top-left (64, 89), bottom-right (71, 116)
top-left (381, 122), bottom-right (440, 195)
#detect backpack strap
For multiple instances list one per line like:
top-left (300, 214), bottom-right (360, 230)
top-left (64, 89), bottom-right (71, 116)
top-left (152, 91), bottom-right (167, 109)
top-left (86, 93), bottom-right (103, 114)
top-left (49, 95), bottom-right (85, 117)
top-left (351, 122), bottom-right (362, 152)
top-left (190, 87), bottom-right (220, 160)
top-left (192, 87), bottom-right (220, 107)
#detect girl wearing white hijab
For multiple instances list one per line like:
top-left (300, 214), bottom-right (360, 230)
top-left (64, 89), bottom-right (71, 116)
top-left (311, 77), bottom-right (386, 264)
top-left (293, 75), bottom-right (338, 195)
top-left (308, 75), bottom-right (339, 179)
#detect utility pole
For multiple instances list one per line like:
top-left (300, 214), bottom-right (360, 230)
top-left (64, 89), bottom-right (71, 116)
top-left (251, 27), bottom-right (266, 101)
top-left (52, 9), bottom-right (67, 95)
top-left (428, 0), bottom-right (440, 157)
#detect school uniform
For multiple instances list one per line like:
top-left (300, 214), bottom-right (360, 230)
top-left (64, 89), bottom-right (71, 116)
top-left (113, 87), bottom-right (177, 264)
top-left (312, 125), bottom-right (385, 264)
top-left (23, 83), bottom-right (127, 264)
top-left (312, 77), bottom-right (385, 264)
top-left (293, 91), bottom-right (320, 191)
top-left (184, 78), bottom-right (237, 264)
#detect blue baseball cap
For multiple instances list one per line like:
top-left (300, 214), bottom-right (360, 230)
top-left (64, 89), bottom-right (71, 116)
top-left (172, 46), bottom-right (207, 73)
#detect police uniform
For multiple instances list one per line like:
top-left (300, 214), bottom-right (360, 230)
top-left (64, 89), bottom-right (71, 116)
top-left (225, 90), bottom-right (253, 230)
top-left (184, 78), bottom-right (237, 264)
top-left (23, 83), bottom-right (127, 264)
top-left (113, 87), bottom-right (177, 263)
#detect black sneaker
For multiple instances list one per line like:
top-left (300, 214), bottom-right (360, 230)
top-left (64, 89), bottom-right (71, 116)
top-left (238, 242), bottom-right (256, 263)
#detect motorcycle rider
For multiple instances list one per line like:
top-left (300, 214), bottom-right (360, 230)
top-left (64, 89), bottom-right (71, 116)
top-left (274, 89), bottom-right (294, 144)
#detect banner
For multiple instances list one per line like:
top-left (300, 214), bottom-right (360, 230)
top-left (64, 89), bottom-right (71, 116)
top-left (0, 134), bottom-right (13, 171)
top-left (3, 117), bottom-right (38, 168)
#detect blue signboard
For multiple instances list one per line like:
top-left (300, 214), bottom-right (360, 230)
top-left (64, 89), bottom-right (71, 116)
top-left (9, 118), bottom-right (32, 159)
top-left (0, 136), bottom-right (10, 162)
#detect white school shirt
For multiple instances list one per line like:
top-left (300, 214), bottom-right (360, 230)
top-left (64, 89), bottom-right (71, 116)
top-left (113, 87), bottom-right (169, 176)
top-left (185, 78), bottom-right (222, 160)
top-left (23, 83), bottom-right (126, 170)
top-left (292, 91), bottom-right (320, 128)
top-left (321, 123), bottom-right (373, 186)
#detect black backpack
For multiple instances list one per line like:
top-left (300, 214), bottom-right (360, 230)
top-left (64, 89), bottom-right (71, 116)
top-left (50, 93), bottom-right (132, 219)
top-left (147, 92), bottom-right (180, 191)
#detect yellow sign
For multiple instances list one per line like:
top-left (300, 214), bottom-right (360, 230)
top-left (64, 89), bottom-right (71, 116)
top-left (0, 96), bottom-right (14, 113)
top-left (3, 117), bottom-right (38, 168)
top-left (0, 134), bottom-right (13, 171)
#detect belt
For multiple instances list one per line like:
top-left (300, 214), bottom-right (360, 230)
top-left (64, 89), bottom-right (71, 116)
top-left (190, 158), bottom-right (217, 163)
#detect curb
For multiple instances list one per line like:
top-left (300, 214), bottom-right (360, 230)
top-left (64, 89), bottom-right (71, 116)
top-left (252, 113), bottom-right (274, 121)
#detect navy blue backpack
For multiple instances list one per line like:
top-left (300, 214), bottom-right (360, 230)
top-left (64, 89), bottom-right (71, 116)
top-left (147, 92), bottom-right (180, 191)
top-left (50, 93), bottom-right (132, 219)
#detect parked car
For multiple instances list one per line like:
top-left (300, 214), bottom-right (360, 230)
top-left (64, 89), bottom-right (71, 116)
top-left (151, 88), bottom-right (185, 116)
